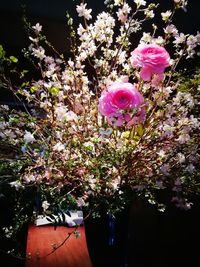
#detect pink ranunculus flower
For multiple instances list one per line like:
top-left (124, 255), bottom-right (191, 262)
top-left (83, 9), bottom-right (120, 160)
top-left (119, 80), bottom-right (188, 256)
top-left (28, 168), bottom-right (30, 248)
top-left (130, 43), bottom-right (171, 81)
top-left (98, 82), bottom-right (146, 126)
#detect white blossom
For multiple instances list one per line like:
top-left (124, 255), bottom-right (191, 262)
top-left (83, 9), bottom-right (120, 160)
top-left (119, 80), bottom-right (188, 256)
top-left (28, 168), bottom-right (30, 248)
top-left (54, 105), bottom-right (69, 122)
top-left (99, 127), bottom-right (113, 138)
top-left (53, 142), bottom-right (66, 152)
top-left (114, 0), bottom-right (123, 6)
top-left (177, 153), bottom-right (186, 164)
top-left (42, 201), bottom-right (50, 211)
top-left (140, 32), bottom-right (152, 44)
top-left (31, 46), bottom-right (45, 60)
top-left (24, 131), bottom-right (35, 143)
top-left (157, 150), bottom-right (166, 158)
top-left (76, 3), bottom-right (92, 20)
top-left (161, 11), bottom-right (172, 22)
top-left (2, 227), bottom-right (13, 238)
top-left (134, 0), bottom-right (146, 7)
top-left (144, 10), bottom-right (154, 19)
top-left (24, 174), bottom-right (36, 183)
top-left (65, 111), bottom-right (78, 122)
top-left (10, 181), bottom-right (24, 190)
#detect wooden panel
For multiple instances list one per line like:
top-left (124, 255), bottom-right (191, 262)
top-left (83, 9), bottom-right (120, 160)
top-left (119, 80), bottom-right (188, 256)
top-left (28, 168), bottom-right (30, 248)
top-left (25, 224), bottom-right (93, 267)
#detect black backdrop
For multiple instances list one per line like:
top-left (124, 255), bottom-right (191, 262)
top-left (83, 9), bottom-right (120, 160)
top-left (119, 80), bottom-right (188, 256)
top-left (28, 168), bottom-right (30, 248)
top-left (0, 0), bottom-right (200, 54)
top-left (0, 0), bottom-right (199, 104)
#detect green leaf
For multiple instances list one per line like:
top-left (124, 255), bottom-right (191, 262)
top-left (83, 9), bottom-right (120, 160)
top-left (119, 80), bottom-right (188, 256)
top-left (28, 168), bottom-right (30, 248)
top-left (9, 56), bottom-right (18, 63)
top-left (136, 125), bottom-right (144, 137)
top-left (49, 86), bottom-right (60, 95)
top-left (30, 86), bottom-right (38, 93)
top-left (121, 131), bottom-right (130, 138)
top-left (20, 69), bottom-right (29, 79)
top-left (0, 45), bottom-right (6, 60)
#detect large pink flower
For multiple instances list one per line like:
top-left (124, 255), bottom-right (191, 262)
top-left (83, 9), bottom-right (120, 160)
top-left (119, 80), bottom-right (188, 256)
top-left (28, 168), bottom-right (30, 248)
top-left (130, 44), bottom-right (171, 81)
top-left (98, 82), bottom-right (146, 126)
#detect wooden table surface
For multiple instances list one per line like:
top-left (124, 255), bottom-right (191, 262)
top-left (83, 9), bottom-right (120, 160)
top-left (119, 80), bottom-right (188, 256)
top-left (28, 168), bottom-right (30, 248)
top-left (25, 224), bottom-right (93, 267)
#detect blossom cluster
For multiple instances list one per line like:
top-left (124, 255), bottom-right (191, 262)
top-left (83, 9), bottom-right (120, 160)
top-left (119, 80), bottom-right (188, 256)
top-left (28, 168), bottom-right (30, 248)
top-left (0, 0), bottom-right (200, 255)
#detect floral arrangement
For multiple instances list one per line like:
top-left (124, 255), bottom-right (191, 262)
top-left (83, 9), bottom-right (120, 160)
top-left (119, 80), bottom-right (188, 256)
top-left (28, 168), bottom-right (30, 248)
top-left (0, 0), bottom-right (200, 257)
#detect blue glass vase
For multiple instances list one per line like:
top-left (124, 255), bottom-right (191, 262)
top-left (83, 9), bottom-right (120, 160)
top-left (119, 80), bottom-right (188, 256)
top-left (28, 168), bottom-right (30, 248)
top-left (84, 208), bottom-right (130, 267)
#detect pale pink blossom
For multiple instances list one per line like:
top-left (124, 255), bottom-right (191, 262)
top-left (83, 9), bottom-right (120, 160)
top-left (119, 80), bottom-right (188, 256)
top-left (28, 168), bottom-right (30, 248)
top-left (130, 44), bottom-right (171, 81)
top-left (173, 33), bottom-right (186, 46)
top-left (171, 197), bottom-right (193, 211)
top-left (151, 73), bottom-right (165, 86)
top-left (164, 24), bottom-right (178, 35)
top-left (116, 3), bottom-right (131, 23)
top-left (98, 82), bottom-right (146, 126)
top-left (76, 198), bottom-right (86, 207)
top-left (160, 163), bottom-right (171, 176)
top-left (176, 133), bottom-right (190, 144)
top-left (32, 23), bottom-right (42, 33)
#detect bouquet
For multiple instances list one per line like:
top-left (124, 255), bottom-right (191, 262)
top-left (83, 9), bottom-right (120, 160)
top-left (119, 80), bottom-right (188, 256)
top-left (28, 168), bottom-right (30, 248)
top-left (0, 0), bottom-right (199, 257)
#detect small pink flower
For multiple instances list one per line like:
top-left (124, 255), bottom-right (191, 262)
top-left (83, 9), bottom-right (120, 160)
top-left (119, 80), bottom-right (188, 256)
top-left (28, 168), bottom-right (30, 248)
top-left (130, 44), bottom-right (171, 81)
top-left (98, 82), bottom-right (146, 126)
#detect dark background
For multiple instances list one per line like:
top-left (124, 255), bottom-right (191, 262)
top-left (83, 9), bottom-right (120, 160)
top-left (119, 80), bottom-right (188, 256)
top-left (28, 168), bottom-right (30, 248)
top-left (0, 0), bottom-right (199, 104)
top-left (0, 0), bottom-right (200, 62)
top-left (0, 0), bottom-right (199, 105)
